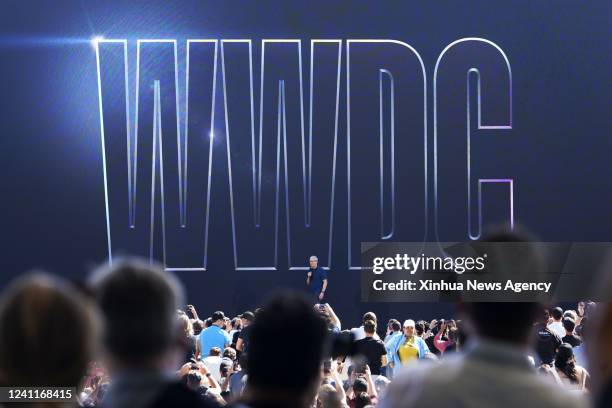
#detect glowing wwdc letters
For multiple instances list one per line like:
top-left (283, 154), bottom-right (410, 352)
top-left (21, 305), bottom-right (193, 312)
top-left (94, 38), bottom-right (513, 271)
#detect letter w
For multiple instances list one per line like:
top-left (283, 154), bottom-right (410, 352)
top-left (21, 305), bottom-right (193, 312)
top-left (221, 40), bottom-right (340, 270)
top-left (95, 39), bottom-right (217, 270)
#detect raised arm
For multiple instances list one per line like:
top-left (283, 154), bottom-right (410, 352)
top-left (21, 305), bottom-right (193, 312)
top-left (236, 337), bottom-right (244, 352)
top-left (324, 303), bottom-right (341, 330)
top-left (433, 322), bottom-right (450, 353)
top-left (198, 363), bottom-right (220, 389)
top-left (186, 304), bottom-right (199, 321)
top-left (330, 361), bottom-right (347, 402)
top-left (363, 365), bottom-right (378, 398)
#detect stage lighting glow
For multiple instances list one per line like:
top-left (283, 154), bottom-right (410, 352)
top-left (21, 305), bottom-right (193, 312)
top-left (91, 36), bottom-right (105, 48)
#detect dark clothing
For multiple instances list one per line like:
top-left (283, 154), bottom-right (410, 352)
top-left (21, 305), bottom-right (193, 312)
top-left (562, 334), bottom-right (582, 348)
top-left (232, 330), bottom-right (240, 348)
top-left (443, 342), bottom-right (458, 354)
top-left (185, 334), bottom-right (197, 363)
top-left (534, 324), bottom-right (561, 364)
top-left (308, 267), bottom-right (328, 295)
top-left (103, 373), bottom-right (218, 408)
top-left (151, 382), bottom-right (219, 408)
top-left (354, 336), bottom-right (387, 375)
top-left (238, 325), bottom-right (252, 354)
top-left (425, 335), bottom-right (440, 356)
top-left (311, 292), bottom-right (325, 304)
top-left (596, 380), bottom-right (612, 408)
top-left (230, 400), bottom-right (297, 408)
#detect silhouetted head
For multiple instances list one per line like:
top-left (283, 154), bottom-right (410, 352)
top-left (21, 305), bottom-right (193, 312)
top-left (551, 307), bottom-right (564, 321)
top-left (0, 273), bottom-right (97, 386)
top-left (461, 227), bottom-right (543, 345)
top-left (89, 257), bottom-right (184, 369)
top-left (246, 293), bottom-right (327, 405)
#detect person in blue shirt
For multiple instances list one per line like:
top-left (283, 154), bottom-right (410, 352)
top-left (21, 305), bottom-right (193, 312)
top-left (306, 255), bottom-right (328, 302)
top-left (199, 310), bottom-right (231, 358)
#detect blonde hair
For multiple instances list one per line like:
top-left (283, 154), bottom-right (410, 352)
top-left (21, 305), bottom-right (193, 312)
top-left (178, 313), bottom-right (193, 336)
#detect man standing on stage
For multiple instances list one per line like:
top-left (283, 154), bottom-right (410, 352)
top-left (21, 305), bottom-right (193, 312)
top-left (306, 255), bottom-right (328, 302)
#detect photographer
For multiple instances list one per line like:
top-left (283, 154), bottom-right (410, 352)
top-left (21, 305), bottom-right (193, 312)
top-left (178, 360), bottom-right (221, 391)
top-left (219, 357), bottom-right (234, 399)
top-left (318, 359), bottom-right (348, 408)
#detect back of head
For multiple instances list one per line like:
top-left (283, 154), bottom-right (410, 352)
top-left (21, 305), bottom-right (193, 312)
top-left (374, 375), bottom-right (390, 394)
top-left (318, 383), bottom-right (341, 408)
top-left (363, 319), bottom-right (376, 335)
top-left (564, 310), bottom-right (578, 322)
top-left (177, 313), bottom-right (193, 337)
top-left (463, 227), bottom-right (542, 344)
top-left (354, 391), bottom-right (371, 408)
top-left (552, 307), bottom-right (564, 321)
top-left (192, 319), bottom-right (204, 335)
top-left (463, 302), bottom-right (541, 344)
top-left (185, 371), bottom-right (202, 390)
top-left (556, 342), bottom-right (574, 364)
top-left (0, 273), bottom-right (96, 386)
top-left (390, 320), bottom-right (401, 332)
top-left (419, 320), bottom-right (430, 332)
top-left (555, 343), bottom-right (578, 383)
top-left (89, 257), bottom-right (183, 366)
top-left (353, 377), bottom-right (368, 394)
top-left (415, 321), bottom-right (425, 336)
top-left (584, 301), bottom-right (597, 317)
top-left (562, 317), bottom-right (576, 333)
top-left (363, 312), bottom-right (377, 324)
top-left (223, 347), bottom-right (236, 360)
top-left (211, 311), bottom-right (225, 323)
top-left (247, 293), bottom-right (327, 394)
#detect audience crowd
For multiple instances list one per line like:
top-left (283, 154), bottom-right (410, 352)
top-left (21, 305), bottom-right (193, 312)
top-left (0, 252), bottom-right (611, 407)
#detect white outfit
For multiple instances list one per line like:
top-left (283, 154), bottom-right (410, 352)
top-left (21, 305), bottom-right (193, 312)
top-left (548, 321), bottom-right (566, 339)
top-left (350, 326), bottom-right (380, 341)
top-left (201, 355), bottom-right (223, 382)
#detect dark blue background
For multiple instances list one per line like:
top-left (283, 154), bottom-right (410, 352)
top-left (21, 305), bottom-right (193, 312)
top-left (0, 1), bottom-right (610, 327)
